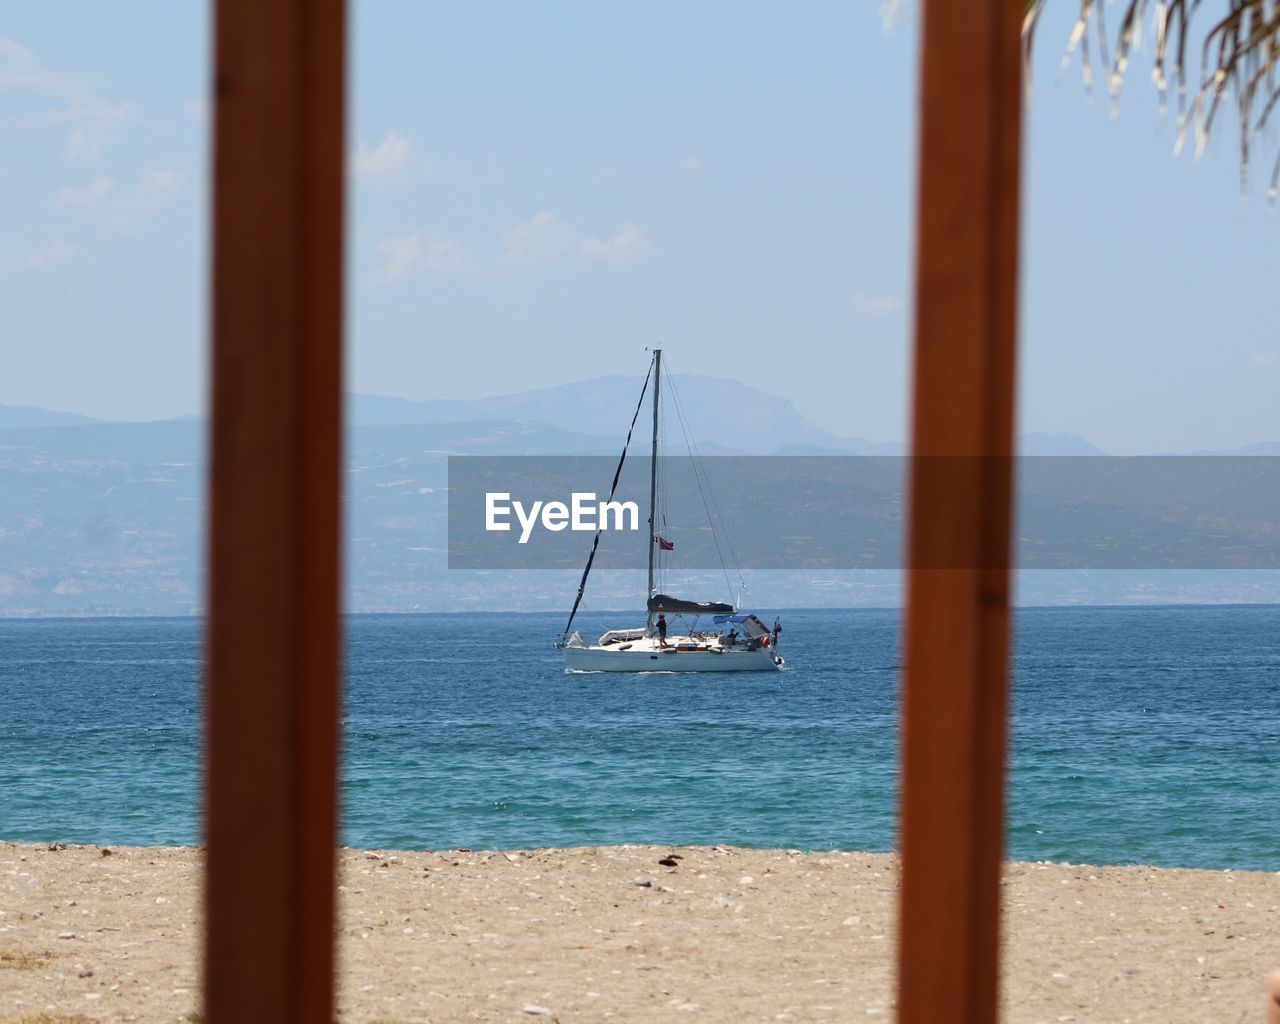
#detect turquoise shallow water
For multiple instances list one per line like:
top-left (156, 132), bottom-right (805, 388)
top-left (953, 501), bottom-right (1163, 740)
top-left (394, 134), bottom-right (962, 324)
top-left (0, 606), bottom-right (1277, 869)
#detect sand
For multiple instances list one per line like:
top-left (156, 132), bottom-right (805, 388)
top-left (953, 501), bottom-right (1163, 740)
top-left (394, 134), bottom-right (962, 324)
top-left (1, 842), bottom-right (1277, 1023)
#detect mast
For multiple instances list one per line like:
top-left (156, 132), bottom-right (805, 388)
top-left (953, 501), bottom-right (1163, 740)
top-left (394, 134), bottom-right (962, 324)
top-left (646, 348), bottom-right (661, 635)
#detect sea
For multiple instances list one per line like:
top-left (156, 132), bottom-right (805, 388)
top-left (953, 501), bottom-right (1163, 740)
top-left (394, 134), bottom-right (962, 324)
top-left (1, 606), bottom-right (1277, 871)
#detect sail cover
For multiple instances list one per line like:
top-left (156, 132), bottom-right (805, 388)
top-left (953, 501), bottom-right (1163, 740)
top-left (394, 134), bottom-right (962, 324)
top-left (648, 594), bottom-right (734, 615)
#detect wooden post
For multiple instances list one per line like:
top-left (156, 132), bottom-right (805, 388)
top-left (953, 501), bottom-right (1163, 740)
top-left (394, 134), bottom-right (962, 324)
top-left (895, 0), bottom-right (1023, 1022)
top-left (203, 1), bottom-right (346, 1022)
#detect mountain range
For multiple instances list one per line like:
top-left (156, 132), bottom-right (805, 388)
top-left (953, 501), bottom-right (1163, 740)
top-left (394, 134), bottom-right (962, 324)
top-left (354, 375), bottom-right (888, 454)
top-left (0, 404), bottom-right (100, 430)
top-left (0, 375), bottom-right (1113, 456)
top-left (332, 382), bottom-right (1114, 455)
top-left (2, 374), bottom-right (1278, 616)
top-left (8, 372), bottom-right (1270, 455)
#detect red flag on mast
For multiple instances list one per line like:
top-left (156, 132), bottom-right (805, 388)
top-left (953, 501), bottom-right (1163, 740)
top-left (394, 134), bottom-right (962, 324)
top-left (656, 535), bottom-right (674, 551)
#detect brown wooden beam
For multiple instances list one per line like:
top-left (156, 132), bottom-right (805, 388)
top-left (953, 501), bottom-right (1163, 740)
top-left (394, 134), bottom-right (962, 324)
top-left (203, 1), bottom-right (346, 1022)
top-left (896, 1), bottom-right (1023, 1022)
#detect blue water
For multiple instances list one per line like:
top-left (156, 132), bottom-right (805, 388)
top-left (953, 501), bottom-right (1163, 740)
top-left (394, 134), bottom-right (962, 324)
top-left (1, 607), bottom-right (1277, 869)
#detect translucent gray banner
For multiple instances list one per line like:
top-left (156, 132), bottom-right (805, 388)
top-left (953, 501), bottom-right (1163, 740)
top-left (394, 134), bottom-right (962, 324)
top-left (447, 456), bottom-right (1280, 570)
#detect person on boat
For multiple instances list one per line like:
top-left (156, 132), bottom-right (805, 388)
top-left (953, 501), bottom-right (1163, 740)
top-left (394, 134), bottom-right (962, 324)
top-left (656, 612), bottom-right (668, 647)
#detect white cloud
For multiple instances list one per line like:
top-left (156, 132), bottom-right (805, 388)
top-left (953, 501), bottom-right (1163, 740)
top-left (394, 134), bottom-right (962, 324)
top-left (43, 168), bottom-right (185, 258)
top-left (1, 38), bottom-right (133, 163)
top-left (0, 37), bottom-right (34, 66)
top-left (504, 211), bottom-right (577, 264)
top-left (20, 240), bottom-right (78, 271)
top-left (1251, 351), bottom-right (1278, 367)
top-left (355, 130), bottom-right (412, 181)
top-left (373, 232), bottom-right (468, 283)
top-left (580, 223), bottom-right (645, 263)
top-left (58, 94), bottom-right (134, 163)
top-left (851, 292), bottom-right (904, 317)
top-left (57, 175), bottom-right (115, 205)
top-left (136, 167), bottom-right (185, 207)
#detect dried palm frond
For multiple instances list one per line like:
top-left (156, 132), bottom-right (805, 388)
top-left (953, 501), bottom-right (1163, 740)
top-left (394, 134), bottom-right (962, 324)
top-left (1025, 0), bottom-right (1280, 197)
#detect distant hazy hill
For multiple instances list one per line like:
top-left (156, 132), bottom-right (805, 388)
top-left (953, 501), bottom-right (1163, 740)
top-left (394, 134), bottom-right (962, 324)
top-left (1019, 432), bottom-right (1107, 456)
top-left (0, 416), bottom-right (635, 617)
top-left (351, 385), bottom-right (1121, 456)
top-left (1193, 441), bottom-right (1280, 455)
top-left (0, 404), bottom-right (99, 429)
top-left (7, 386), bottom-right (1280, 616)
top-left (7, 387), bottom-right (1115, 458)
top-left (349, 374), bottom-right (859, 455)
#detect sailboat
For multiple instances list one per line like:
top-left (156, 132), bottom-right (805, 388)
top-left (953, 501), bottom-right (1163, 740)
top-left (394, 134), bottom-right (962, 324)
top-left (557, 349), bottom-right (784, 672)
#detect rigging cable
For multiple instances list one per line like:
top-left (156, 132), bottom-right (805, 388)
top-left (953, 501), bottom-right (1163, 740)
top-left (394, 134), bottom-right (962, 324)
top-left (657, 388), bottom-right (669, 595)
top-left (663, 362), bottom-right (746, 605)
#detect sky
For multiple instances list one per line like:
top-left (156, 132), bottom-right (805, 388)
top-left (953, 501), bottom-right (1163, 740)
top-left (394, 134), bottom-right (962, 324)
top-left (0, 1), bottom-right (1276, 454)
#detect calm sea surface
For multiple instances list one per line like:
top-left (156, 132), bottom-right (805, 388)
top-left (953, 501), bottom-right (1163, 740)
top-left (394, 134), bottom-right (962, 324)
top-left (1, 607), bottom-right (1277, 869)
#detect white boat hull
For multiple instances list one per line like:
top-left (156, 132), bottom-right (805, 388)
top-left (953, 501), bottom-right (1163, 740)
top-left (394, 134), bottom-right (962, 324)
top-left (563, 638), bottom-right (783, 673)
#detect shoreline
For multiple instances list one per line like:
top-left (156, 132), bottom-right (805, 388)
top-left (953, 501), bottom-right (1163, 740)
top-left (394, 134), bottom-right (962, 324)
top-left (3, 843), bottom-right (1278, 1023)
top-left (5, 838), bottom-right (1275, 875)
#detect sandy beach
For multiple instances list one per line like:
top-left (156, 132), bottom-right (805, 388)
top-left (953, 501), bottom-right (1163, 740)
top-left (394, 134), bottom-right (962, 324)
top-left (1, 842), bottom-right (1277, 1023)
